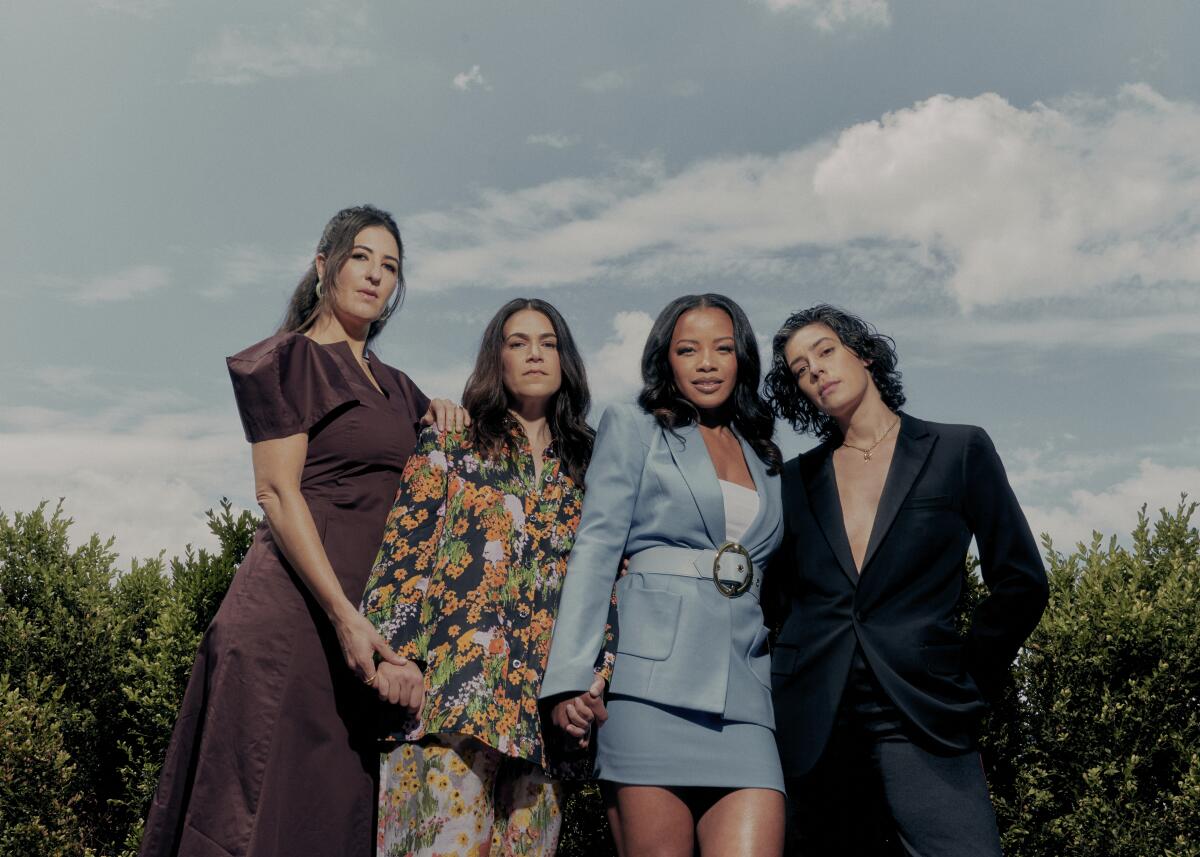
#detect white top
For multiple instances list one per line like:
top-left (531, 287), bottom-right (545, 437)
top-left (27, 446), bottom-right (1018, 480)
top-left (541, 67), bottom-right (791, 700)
top-left (719, 479), bottom-right (760, 543)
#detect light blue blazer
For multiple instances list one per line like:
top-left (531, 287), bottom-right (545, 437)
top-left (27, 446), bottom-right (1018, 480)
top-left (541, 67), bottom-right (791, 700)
top-left (540, 403), bottom-right (784, 727)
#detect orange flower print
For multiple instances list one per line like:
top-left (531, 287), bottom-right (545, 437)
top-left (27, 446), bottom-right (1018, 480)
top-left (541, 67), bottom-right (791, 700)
top-left (359, 424), bottom-right (615, 778)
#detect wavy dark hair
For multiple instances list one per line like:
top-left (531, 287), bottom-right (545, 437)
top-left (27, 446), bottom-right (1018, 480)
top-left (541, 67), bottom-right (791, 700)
top-left (637, 294), bottom-right (781, 474)
top-left (764, 304), bottom-right (906, 441)
top-left (462, 299), bottom-right (594, 487)
top-left (278, 204), bottom-right (405, 348)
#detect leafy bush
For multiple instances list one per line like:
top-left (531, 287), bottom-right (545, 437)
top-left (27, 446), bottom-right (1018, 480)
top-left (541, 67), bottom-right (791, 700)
top-left (1, 497), bottom-right (1197, 856)
top-left (988, 499), bottom-right (1200, 857)
top-left (0, 673), bottom-right (87, 856)
top-left (0, 501), bottom-right (256, 857)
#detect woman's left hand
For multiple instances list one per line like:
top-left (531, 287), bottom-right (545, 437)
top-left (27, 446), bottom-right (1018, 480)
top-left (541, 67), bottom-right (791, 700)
top-left (332, 607), bottom-right (408, 684)
top-left (421, 399), bottom-right (470, 432)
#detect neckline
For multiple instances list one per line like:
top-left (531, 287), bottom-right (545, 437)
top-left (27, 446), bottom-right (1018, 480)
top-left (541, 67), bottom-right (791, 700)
top-left (718, 478), bottom-right (758, 496)
top-left (306, 334), bottom-right (389, 399)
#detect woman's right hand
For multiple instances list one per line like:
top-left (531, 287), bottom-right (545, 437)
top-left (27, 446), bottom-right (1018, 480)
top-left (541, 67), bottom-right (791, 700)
top-left (551, 676), bottom-right (608, 748)
top-left (375, 661), bottom-right (425, 712)
top-left (332, 607), bottom-right (408, 684)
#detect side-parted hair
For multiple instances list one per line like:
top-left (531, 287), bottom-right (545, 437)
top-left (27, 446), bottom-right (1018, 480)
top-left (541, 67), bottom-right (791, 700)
top-left (279, 204), bottom-right (405, 348)
top-left (764, 304), bottom-right (906, 441)
top-left (638, 294), bottom-right (782, 475)
top-left (462, 298), bottom-right (594, 488)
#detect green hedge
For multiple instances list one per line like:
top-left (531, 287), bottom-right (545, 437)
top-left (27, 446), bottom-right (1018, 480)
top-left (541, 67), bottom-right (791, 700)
top-left (0, 498), bottom-right (1196, 856)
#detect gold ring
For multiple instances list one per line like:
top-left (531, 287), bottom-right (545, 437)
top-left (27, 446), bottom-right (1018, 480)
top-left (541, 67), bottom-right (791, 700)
top-left (364, 672), bottom-right (378, 686)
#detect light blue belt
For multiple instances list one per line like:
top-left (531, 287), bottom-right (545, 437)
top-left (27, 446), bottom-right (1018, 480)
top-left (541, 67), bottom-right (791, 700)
top-left (626, 543), bottom-right (760, 599)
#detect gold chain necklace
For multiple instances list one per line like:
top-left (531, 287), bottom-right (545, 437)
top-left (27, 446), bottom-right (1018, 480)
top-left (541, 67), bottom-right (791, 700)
top-left (840, 415), bottom-right (900, 462)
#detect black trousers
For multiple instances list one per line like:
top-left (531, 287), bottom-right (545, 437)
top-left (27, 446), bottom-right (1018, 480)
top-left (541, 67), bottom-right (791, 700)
top-left (785, 648), bottom-right (1002, 857)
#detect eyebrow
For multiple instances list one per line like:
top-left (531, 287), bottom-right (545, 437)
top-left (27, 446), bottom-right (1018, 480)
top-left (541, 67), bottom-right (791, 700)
top-left (673, 336), bottom-right (735, 346)
top-left (353, 244), bottom-right (400, 265)
top-left (788, 337), bottom-right (835, 368)
top-left (505, 332), bottom-right (557, 340)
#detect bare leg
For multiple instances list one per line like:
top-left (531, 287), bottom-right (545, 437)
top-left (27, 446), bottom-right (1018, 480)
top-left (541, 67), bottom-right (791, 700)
top-left (602, 781), bottom-right (626, 857)
top-left (614, 785), bottom-right (695, 857)
top-left (696, 788), bottom-right (785, 857)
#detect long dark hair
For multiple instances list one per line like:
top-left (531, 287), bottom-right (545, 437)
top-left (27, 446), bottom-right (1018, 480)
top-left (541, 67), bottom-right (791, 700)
top-left (462, 299), bottom-right (594, 487)
top-left (278, 204), bottom-right (405, 348)
top-left (764, 304), bottom-right (906, 441)
top-left (637, 294), bottom-right (781, 474)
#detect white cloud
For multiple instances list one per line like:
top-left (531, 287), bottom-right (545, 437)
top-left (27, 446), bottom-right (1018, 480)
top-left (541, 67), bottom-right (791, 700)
top-left (668, 79), bottom-right (703, 98)
top-left (888, 303), bottom-right (1200, 358)
top-left (452, 65), bottom-right (491, 92)
top-left (92, 0), bottom-right (169, 16)
top-left (1024, 459), bottom-right (1200, 549)
top-left (31, 366), bottom-right (101, 392)
top-left (204, 244), bottom-right (311, 299)
top-left (587, 311), bottom-right (654, 406)
top-left (191, 2), bottom-right (372, 85)
top-left (810, 86), bottom-right (1200, 307)
top-left (67, 264), bottom-right (170, 304)
top-left (759, 0), bottom-right (891, 31)
top-left (405, 361), bottom-right (472, 402)
top-left (0, 401), bottom-right (248, 562)
top-left (581, 69), bottom-right (632, 93)
top-left (526, 133), bottom-right (579, 149)
top-left (406, 86), bottom-right (1200, 326)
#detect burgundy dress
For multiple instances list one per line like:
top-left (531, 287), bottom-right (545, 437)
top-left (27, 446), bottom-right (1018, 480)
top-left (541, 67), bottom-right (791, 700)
top-left (139, 332), bottom-right (429, 857)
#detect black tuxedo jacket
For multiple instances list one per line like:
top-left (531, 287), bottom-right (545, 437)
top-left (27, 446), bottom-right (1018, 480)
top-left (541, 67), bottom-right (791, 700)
top-left (769, 413), bottom-right (1048, 777)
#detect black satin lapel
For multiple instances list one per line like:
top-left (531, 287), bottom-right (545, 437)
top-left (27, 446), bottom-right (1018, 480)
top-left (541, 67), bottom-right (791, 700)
top-left (664, 424), bottom-right (726, 545)
top-left (860, 418), bottom-right (935, 574)
top-left (805, 452), bottom-right (859, 586)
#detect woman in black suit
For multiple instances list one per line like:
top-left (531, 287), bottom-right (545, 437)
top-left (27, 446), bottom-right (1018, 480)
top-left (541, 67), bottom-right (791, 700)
top-left (762, 304), bottom-right (1048, 856)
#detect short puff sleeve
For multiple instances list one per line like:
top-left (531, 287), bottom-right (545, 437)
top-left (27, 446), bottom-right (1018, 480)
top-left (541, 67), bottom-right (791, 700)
top-left (226, 333), bottom-right (359, 443)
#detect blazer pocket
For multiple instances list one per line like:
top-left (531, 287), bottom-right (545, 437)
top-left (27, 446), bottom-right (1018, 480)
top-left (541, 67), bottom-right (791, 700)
top-left (746, 625), bottom-right (772, 688)
top-left (901, 494), bottom-right (951, 511)
top-left (616, 588), bottom-right (682, 661)
top-left (771, 644), bottom-right (800, 676)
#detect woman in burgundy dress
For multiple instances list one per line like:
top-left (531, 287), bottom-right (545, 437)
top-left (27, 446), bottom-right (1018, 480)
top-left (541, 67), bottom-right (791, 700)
top-left (140, 205), bottom-right (463, 857)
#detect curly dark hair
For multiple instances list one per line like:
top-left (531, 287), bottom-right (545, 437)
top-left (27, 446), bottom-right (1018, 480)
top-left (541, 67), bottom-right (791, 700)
top-left (637, 294), bottom-right (781, 474)
top-left (462, 298), bottom-right (594, 488)
top-left (279, 204), bottom-right (405, 348)
top-left (763, 304), bottom-right (906, 441)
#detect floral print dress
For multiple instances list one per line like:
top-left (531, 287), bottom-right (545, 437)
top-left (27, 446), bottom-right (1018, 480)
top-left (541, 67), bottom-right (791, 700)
top-left (362, 423), bottom-right (614, 775)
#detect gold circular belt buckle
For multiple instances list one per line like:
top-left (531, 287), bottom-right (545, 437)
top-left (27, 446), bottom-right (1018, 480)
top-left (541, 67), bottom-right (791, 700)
top-left (712, 541), bottom-right (753, 598)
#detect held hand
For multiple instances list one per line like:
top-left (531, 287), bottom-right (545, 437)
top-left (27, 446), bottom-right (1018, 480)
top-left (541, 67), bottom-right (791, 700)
top-left (375, 660), bottom-right (425, 712)
top-left (618, 556), bottom-right (631, 578)
top-left (333, 609), bottom-right (407, 684)
top-left (420, 399), bottom-right (470, 432)
top-left (551, 676), bottom-right (608, 749)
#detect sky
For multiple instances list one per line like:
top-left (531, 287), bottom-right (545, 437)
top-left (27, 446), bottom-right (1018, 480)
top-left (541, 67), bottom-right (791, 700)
top-left (2, 0), bottom-right (1198, 562)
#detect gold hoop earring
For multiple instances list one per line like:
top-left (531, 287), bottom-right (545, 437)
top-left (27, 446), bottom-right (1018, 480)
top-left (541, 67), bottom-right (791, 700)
top-left (314, 278), bottom-right (322, 298)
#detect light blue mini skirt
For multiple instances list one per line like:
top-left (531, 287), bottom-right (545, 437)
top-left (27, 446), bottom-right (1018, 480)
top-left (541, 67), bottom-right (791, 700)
top-left (595, 696), bottom-right (785, 793)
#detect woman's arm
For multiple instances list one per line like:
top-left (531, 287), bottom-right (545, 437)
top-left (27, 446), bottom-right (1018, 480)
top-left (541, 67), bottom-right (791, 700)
top-left (361, 427), bottom-right (454, 708)
top-left (251, 433), bottom-right (406, 682)
top-left (361, 428), bottom-right (451, 661)
top-left (962, 427), bottom-right (1050, 699)
top-left (541, 404), bottom-right (648, 699)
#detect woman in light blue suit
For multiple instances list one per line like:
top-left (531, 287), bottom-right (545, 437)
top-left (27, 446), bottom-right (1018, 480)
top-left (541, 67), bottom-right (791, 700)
top-left (541, 294), bottom-right (786, 856)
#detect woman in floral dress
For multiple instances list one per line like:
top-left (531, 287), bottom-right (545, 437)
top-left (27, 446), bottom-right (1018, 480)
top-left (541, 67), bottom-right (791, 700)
top-left (360, 298), bottom-right (613, 857)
